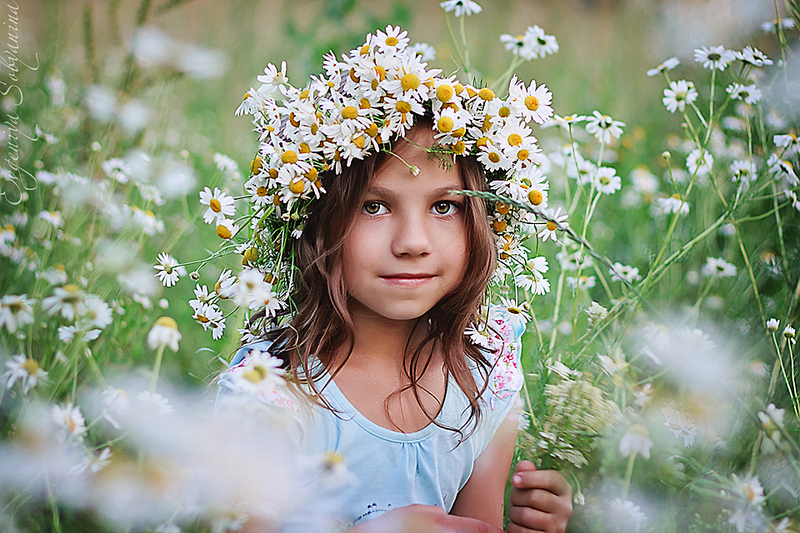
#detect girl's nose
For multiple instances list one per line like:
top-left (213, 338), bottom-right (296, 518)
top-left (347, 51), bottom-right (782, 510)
top-left (391, 212), bottom-right (433, 257)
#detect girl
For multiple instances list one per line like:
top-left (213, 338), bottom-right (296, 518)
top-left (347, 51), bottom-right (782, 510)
top-left (220, 119), bottom-right (573, 533)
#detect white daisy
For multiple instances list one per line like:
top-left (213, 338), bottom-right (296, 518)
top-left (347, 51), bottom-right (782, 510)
top-left (439, 0), bottom-right (482, 17)
top-left (661, 402), bottom-right (697, 447)
top-left (82, 295), bottom-right (113, 330)
top-left (726, 83), bottom-right (762, 105)
top-left (585, 111), bottom-right (625, 144)
top-left (523, 25), bottom-right (559, 59)
top-left (609, 262), bottom-right (642, 283)
top-left (137, 390), bottom-right (175, 416)
top-left (657, 194), bottom-right (690, 215)
top-left (735, 46), bottom-right (772, 67)
top-left (52, 402), bottom-right (87, 442)
top-left (619, 424), bottom-right (654, 459)
top-left (646, 56), bottom-right (680, 77)
top-left (774, 133), bottom-right (799, 156)
top-left (153, 252), bottom-right (182, 287)
top-left (537, 207), bottom-right (568, 242)
top-left (702, 257), bottom-right (737, 278)
top-left (147, 316), bottom-right (182, 352)
top-left (102, 158), bottom-right (133, 183)
top-left (0, 294), bottom-right (35, 333)
top-left (408, 42), bottom-right (436, 61)
top-left (508, 76), bottom-right (553, 124)
top-left (3, 354), bottom-right (48, 394)
top-left (594, 166), bottom-right (621, 195)
top-left (662, 80), bottom-right (698, 113)
top-left (199, 187), bottom-right (236, 224)
top-left (42, 284), bottom-right (86, 321)
top-left (694, 45), bottom-right (736, 71)
top-left (686, 148), bottom-right (714, 176)
top-left (761, 17), bottom-right (795, 33)
top-left (730, 159), bottom-right (757, 182)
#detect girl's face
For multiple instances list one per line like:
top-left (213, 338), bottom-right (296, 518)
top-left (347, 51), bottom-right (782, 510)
top-left (342, 127), bottom-right (468, 322)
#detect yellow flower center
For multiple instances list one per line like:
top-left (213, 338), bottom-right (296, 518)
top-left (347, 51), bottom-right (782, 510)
top-left (342, 106), bottom-right (359, 120)
top-left (508, 133), bottom-right (523, 146)
top-left (281, 151), bottom-right (298, 164)
top-left (451, 127), bottom-right (466, 138)
top-left (155, 316), bottom-right (178, 330)
top-left (454, 83), bottom-right (464, 94)
top-left (401, 73), bottom-right (420, 91)
top-left (476, 137), bottom-right (489, 148)
top-left (217, 224), bottom-right (232, 239)
top-left (359, 98), bottom-right (371, 109)
top-left (508, 307), bottom-right (521, 314)
top-left (210, 198), bottom-right (221, 212)
top-left (196, 314), bottom-right (209, 323)
top-left (436, 84), bottom-right (454, 102)
top-left (289, 112), bottom-right (300, 127)
top-left (496, 203), bottom-right (510, 215)
top-left (546, 221), bottom-right (558, 231)
top-left (349, 68), bottom-right (360, 83)
top-left (374, 66), bottom-right (386, 81)
top-left (22, 358), bottom-right (39, 375)
top-left (478, 88), bottom-right (495, 101)
top-left (437, 116), bottom-right (454, 133)
top-left (488, 152), bottom-right (501, 163)
top-left (385, 36), bottom-right (399, 46)
top-left (366, 123), bottom-right (379, 137)
top-left (299, 142), bottom-right (310, 153)
top-left (289, 179), bottom-right (306, 194)
top-left (250, 156), bottom-right (263, 174)
top-left (273, 194), bottom-right (281, 205)
top-left (498, 106), bottom-right (511, 118)
top-left (517, 149), bottom-right (530, 161)
top-left (482, 116), bottom-right (493, 132)
top-left (353, 135), bottom-right (366, 149)
top-left (452, 141), bottom-right (466, 154)
top-left (360, 44), bottom-right (370, 55)
top-left (493, 220), bottom-right (508, 232)
top-left (528, 190), bottom-right (544, 205)
top-left (395, 101), bottom-right (412, 114)
top-left (241, 246), bottom-right (258, 266)
top-left (525, 95), bottom-right (540, 111)
top-left (269, 168), bottom-right (278, 178)
top-left (305, 167), bottom-right (319, 181)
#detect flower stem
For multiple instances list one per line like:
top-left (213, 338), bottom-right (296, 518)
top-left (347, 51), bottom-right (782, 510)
top-left (151, 344), bottom-right (165, 392)
top-left (621, 451), bottom-right (637, 500)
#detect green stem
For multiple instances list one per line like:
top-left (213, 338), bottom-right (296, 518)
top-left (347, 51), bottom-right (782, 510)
top-left (150, 344), bottom-right (166, 392)
top-left (621, 452), bottom-right (637, 500)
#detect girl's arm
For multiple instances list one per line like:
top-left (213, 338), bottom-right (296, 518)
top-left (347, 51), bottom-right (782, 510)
top-left (450, 409), bottom-right (574, 533)
top-left (449, 409), bottom-right (519, 527)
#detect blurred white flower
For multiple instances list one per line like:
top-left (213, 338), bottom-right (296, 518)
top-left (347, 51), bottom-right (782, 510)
top-left (662, 80), bottom-right (698, 113)
top-left (102, 158), bottom-right (133, 183)
top-left (647, 56), bottom-right (680, 76)
top-left (0, 294), bottom-right (35, 333)
top-left (694, 45), bottom-right (736, 71)
top-left (147, 316), bottom-right (182, 352)
top-left (3, 354), bottom-right (48, 394)
top-left (687, 148), bottom-right (714, 176)
top-left (608, 498), bottom-right (646, 525)
top-left (701, 257), bottom-right (737, 278)
top-left (439, 0), bottom-right (482, 17)
top-left (585, 111), bottom-right (625, 144)
top-left (619, 424), bottom-right (654, 459)
top-left (85, 85), bottom-right (117, 123)
top-left (408, 42), bottom-right (436, 61)
top-left (42, 284), bottom-right (86, 321)
top-left (661, 402), bottom-right (697, 447)
top-left (726, 83), bottom-right (762, 105)
top-left (52, 402), bottom-right (87, 442)
top-left (118, 99), bottom-right (152, 135)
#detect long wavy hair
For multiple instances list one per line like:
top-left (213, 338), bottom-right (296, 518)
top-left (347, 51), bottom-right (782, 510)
top-left (250, 120), bottom-right (497, 439)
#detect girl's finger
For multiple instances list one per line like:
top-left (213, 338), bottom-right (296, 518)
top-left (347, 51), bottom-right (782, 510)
top-left (443, 515), bottom-right (506, 533)
top-left (511, 469), bottom-right (572, 496)
top-left (509, 487), bottom-right (562, 510)
top-left (508, 505), bottom-right (556, 532)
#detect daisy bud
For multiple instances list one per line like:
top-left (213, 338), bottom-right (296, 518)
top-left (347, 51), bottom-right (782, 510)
top-left (783, 325), bottom-right (795, 339)
top-left (190, 271), bottom-right (200, 281)
top-left (410, 166), bottom-right (421, 176)
top-left (662, 151), bottom-right (671, 160)
top-left (766, 318), bottom-right (780, 332)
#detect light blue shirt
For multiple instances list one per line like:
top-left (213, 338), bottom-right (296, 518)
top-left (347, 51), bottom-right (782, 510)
top-left (221, 322), bottom-right (523, 531)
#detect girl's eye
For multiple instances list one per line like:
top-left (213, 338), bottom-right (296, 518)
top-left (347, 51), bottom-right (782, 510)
top-left (363, 201), bottom-right (387, 215)
top-left (432, 201), bottom-right (458, 216)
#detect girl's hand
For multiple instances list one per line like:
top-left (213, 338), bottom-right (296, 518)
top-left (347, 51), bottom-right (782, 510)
top-left (508, 461), bottom-right (573, 533)
top-left (347, 504), bottom-right (505, 533)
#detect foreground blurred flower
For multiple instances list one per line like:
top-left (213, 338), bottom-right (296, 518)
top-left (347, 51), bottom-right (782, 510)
top-left (0, 294), bottom-right (35, 333)
top-left (661, 402), bottom-right (697, 447)
top-left (608, 498), bottom-right (646, 526)
top-left (726, 83), bottom-right (762, 105)
top-left (147, 316), bottom-right (182, 352)
top-left (3, 355), bottom-right (48, 394)
top-left (758, 404), bottom-right (785, 455)
top-left (619, 424), bottom-right (653, 459)
top-left (52, 402), bottom-right (87, 442)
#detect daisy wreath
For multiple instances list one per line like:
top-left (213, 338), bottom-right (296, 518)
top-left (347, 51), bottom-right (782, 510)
top-left (166, 10), bottom-right (573, 342)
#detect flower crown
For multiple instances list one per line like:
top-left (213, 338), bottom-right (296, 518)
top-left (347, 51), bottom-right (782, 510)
top-left (201, 22), bottom-right (567, 339)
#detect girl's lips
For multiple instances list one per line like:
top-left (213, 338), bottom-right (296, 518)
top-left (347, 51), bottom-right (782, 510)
top-left (380, 274), bottom-right (435, 287)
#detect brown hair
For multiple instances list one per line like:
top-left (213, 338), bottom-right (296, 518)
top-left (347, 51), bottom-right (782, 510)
top-left (252, 122), bottom-right (497, 439)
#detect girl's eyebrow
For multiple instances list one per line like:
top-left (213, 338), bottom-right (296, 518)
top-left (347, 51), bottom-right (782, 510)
top-left (366, 185), bottom-right (464, 197)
